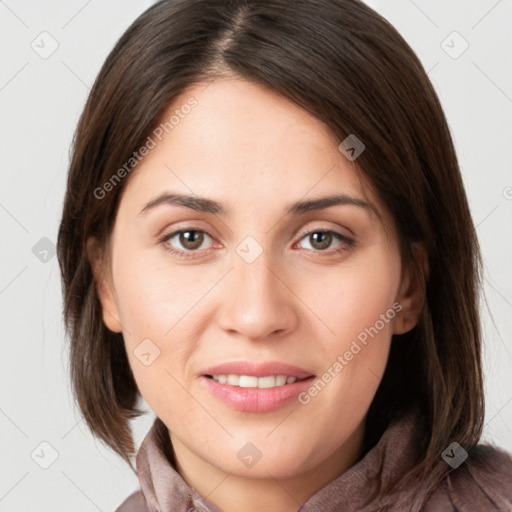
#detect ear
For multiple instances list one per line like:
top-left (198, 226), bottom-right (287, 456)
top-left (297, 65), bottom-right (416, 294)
top-left (393, 242), bottom-right (429, 335)
top-left (86, 236), bottom-right (123, 333)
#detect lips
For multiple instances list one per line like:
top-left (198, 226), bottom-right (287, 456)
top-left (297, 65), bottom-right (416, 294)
top-left (200, 360), bottom-right (316, 412)
top-left (201, 360), bottom-right (315, 380)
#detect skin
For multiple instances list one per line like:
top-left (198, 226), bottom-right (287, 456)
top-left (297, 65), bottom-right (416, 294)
top-left (88, 77), bottom-right (424, 512)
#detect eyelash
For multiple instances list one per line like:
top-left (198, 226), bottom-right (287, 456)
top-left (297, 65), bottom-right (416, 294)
top-left (159, 227), bottom-right (355, 260)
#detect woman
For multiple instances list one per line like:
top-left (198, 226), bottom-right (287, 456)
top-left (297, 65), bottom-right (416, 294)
top-left (56, 0), bottom-right (512, 510)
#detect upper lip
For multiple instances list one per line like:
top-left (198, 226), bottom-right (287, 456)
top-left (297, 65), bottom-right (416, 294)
top-left (202, 361), bottom-right (315, 379)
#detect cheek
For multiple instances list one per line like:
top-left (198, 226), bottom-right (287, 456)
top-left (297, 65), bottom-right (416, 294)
top-left (111, 252), bottom-right (213, 407)
top-left (113, 250), bottom-right (203, 338)
top-left (301, 251), bottom-right (399, 407)
top-left (309, 254), bottom-right (400, 345)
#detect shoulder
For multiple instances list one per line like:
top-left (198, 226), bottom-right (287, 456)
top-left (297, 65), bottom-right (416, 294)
top-left (423, 443), bottom-right (512, 511)
top-left (114, 488), bottom-right (149, 512)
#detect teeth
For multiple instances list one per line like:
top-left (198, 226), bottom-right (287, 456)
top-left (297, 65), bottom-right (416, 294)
top-left (210, 374), bottom-right (298, 388)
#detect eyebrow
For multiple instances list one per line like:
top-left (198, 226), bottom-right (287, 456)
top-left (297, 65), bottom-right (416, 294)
top-left (139, 192), bottom-right (373, 217)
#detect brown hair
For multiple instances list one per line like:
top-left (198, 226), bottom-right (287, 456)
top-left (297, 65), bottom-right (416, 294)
top-left (57, 0), bottom-right (485, 508)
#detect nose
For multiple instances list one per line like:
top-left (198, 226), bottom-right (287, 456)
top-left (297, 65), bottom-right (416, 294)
top-left (216, 248), bottom-right (299, 342)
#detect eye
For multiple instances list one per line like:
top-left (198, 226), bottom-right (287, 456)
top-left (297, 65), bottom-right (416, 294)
top-left (160, 228), bottom-right (215, 259)
top-left (296, 229), bottom-right (354, 255)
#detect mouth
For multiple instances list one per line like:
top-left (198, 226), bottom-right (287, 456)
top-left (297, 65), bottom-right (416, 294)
top-left (201, 360), bottom-right (315, 385)
top-left (200, 360), bottom-right (316, 412)
top-left (204, 374), bottom-right (312, 388)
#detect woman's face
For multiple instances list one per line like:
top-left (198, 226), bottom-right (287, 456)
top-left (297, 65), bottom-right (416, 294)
top-left (91, 77), bottom-right (420, 480)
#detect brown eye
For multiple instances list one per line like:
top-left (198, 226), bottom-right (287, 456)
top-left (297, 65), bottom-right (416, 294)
top-left (297, 229), bottom-right (355, 254)
top-left (161, 228), bottom-right (214, 258)
top-left (178, 230), bottom-right (204, 250)
top-left (309, 231), bottom-right (333, 251)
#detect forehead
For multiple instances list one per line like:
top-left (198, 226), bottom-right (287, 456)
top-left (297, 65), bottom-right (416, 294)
top-left (120, 77), bottom-right (386, 222)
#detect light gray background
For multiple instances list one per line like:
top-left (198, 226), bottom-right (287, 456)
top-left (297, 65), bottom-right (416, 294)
top-left (1, 1), bottom-right (511, 511)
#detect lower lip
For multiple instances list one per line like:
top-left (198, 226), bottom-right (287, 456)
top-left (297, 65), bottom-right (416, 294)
top-left (200, 375), bottom-right (315, 412)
